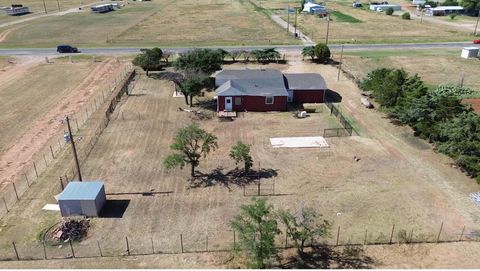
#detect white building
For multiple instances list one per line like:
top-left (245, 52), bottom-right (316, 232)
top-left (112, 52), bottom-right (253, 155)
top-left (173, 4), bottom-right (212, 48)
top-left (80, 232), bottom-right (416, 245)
top-left (461, 47), bottom-right (479, 59)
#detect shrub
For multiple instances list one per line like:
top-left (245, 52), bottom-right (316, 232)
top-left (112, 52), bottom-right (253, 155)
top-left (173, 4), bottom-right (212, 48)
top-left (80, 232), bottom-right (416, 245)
top-left (385, 7), bottom-right (394, 15)
top-left (402, 12), bottom-right (411, 19)
top-left (313, 43), bottom-right (331, 63)
top-left (449, 13), bottom-right (458, 20)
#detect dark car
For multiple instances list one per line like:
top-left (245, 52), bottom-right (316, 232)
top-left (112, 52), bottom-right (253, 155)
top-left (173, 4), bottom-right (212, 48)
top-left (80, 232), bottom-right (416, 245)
top-left (474, 39), bottom-right (480, 44)
top-left (57, 45), bottom-right (79, 53)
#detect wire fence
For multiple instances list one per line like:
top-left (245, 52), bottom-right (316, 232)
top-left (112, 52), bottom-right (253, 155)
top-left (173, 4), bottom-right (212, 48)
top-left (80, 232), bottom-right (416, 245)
top-left (0, 63), bottom-right (135, 221)
top-left (324, 102), bottom-right (354, 137)
top-left (0, 223), bottom-right (479, 262)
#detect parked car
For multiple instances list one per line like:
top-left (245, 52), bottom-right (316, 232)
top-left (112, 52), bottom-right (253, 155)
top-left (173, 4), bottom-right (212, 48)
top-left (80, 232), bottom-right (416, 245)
top-left (57, 45), bottom-right (79, 53)
top-left (473, 39), bottom-right (480, 44)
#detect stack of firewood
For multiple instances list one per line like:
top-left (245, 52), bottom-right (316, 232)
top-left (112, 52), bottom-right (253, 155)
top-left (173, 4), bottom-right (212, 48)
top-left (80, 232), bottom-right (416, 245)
top-left (52, 219), bottom-right (90, 242)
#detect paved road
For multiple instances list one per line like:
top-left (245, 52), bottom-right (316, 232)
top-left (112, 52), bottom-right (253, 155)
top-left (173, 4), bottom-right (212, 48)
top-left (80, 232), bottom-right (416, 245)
top-left (0, 42), bottom-right (473, 56)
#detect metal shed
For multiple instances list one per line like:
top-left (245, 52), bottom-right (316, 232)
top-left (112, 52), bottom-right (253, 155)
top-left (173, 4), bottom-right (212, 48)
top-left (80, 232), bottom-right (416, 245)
top-left (461, 47), bottom-right (479, 59)
top-left (59, 181), bottom-right (106, 217)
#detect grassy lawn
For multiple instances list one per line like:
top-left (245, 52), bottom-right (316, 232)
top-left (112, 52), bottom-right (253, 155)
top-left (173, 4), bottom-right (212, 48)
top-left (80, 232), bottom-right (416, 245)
top-left (341, 49), bottom-right (480, 90)
top-left (0, 0), bottom-right (298, 48)
top-left (330, 10), bottom-right (362, 23)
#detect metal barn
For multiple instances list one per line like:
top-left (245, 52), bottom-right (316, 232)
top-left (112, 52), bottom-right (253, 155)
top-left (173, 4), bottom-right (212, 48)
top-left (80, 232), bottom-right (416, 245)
top-left (59, 181), bottom-right (106, 217)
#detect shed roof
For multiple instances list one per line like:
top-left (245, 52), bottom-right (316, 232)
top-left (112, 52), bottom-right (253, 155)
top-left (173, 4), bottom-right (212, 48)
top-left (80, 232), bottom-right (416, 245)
top-left (284, 73), bottom-right (327, 90)
top-left (431, 6), bottom-right (463, 10)
top-left (59, 181), bottom-right (104, 201)
top-left (215, 69), bottom-right (284, 82)
top-left (217, 78), bottom-right (288, 97)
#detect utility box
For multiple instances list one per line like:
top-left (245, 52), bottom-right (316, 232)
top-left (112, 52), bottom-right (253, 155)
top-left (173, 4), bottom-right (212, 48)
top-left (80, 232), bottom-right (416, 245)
top-left (461, 47), bottom-right (479, 59)
top-left (59, 181), bottom-right (106, 217)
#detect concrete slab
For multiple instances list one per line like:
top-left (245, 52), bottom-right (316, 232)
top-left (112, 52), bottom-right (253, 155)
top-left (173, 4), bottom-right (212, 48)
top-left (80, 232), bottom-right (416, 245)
top-left (270, 136), bottom-right (329, 148)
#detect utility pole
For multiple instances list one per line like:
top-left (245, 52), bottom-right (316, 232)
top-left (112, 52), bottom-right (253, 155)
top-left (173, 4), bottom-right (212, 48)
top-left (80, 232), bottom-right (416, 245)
top-left (56, 0), bottom-right (61, 11)
top-left (474, 10), bottom-right (480, 36)
top-left (420, 10), bottom-right (424, 23)
top-left (65, 116), bottom-right (82, 182)
top-left (325, 14), bottom-right (331, 45)
top-left (337, 44), bottom-right (344, 81)
top-left (294, 7), bottom-right (298, 38)
top-left (42, 0), bottom-right (47, 13)
top-left (287, 5), bottom-right (290, 33)
top-left (460, 71), bottom-right (465, 88)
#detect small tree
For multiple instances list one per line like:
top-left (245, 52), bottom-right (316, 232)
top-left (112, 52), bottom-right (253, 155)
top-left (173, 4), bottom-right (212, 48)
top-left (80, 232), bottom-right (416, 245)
top-left (314, 43), bottom-right (331, 63)
top-left (401, 12), bottom-right (411, 19)
top-left (231, 198), bottom-right (280, 268)
top-left (301, 46), bottom-right (316, 60)
top-left (164, 124), bottom-right (218, 177)
top-left (449, 13), bottom-right (458, 19)
top-left (385, 7), bottom-right (394, 15)
top-left (277, 206), bottom-right (331, 255)
top-left (230, 141), bottom-right (253, 174)
top-left (174, 48), bottom-right (223, 74)
top-left (132, 48), bottom-right (163, 76)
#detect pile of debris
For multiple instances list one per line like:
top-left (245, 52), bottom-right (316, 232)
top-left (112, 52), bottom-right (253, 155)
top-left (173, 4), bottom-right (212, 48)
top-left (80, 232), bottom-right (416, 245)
top-left (52, 219), bottom-right (90, 242)
top-left (470, 192), bottom-right (480, 207)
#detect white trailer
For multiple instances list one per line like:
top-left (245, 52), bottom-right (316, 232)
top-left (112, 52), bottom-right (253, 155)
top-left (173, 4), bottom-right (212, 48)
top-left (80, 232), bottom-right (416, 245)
top-left (5, 6), bottom-right (29, 15)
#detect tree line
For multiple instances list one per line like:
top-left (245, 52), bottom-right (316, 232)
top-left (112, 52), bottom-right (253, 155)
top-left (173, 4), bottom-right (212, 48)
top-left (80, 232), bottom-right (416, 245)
top-left (360, 68), bottom-right (480, 182)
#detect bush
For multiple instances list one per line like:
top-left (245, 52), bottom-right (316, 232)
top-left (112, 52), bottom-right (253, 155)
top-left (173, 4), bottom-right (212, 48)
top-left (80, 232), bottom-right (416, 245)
top-left (402, 12), bottom-right (411, 19)
top-left (449, 13), bottom-right (458, 20)
top-left (313, 43), bottom-right (331, 63)
top-left (385, 7), bottom-right (394, 15)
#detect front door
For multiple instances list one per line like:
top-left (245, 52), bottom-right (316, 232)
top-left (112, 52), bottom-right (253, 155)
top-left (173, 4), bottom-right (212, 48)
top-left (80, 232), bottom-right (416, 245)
top-left (225, 97), bottom-right (233, 111)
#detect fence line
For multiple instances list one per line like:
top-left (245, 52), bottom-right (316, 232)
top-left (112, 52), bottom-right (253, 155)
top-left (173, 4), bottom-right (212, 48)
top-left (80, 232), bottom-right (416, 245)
top-left (0, 63), bottom-right (135, 221)
top-left (1, 223), bottom-right (479, 262)
top-left (324, 102), bottom-right (354, 137)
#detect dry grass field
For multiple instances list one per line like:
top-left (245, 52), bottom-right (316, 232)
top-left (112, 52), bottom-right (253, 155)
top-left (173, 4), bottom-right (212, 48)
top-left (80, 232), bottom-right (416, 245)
top-left (340, 49), bottom-right (480, 90)
top-left (0, 56), bottom-right (479, 269)
top-left (0, 0), bottom-right (98, 24)
top-left (0, 0), bottom-right (297, 47)
top-left (275, 0), bottom-right (472, 43)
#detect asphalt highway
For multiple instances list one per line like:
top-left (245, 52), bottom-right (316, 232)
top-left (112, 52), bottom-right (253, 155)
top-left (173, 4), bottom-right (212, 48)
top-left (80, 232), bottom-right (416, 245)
top-left (0, 42), bottom-right (473, 56)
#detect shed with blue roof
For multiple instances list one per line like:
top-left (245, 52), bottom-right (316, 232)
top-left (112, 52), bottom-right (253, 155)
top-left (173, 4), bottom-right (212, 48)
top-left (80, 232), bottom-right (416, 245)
top-left (58, 181), bottom-right (106, 217)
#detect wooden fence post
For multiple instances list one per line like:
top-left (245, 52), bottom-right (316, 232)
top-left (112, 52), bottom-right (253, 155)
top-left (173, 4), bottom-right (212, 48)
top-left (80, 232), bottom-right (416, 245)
top-left (151, 237), bottom-right (155, 254)
top-left (3, 198), bottom-right (8, 213)
top-left (43, 154), bottom-right (47, 166)
top-left (206, 235), bottom-right (208, 252)
top-left (285, 232), bottom-right (288, 248)
top-left (233, 231), bottom-right (236, 247)
top-left (69, 240), bottom-right (75, 258)
top-left (125, 236), bottom-right (130, 255)
top-left (42, 241), bottom-right (47, 259)
top-left (336, 226), bottom-right (340, 246)
top-left (33, 162), bottom-right (38, 178)
top-left (459, 225), bottom-right (465, 242)
top-left (389, 224), bottom-right (395, 244)
top-left (97, 240), bottom-right (103, 257)
top-left (409, 229), bottom-right (414, 243)
top-left (50, 145), bottom-right (55, 159)
top-left (436, 222), bottom-right (443, 243)
top-left (75, 118), bottom-right (79, 131)
top-left (12, 183), bottom-right (19, 201)
top-left (12, 241), bottom-right (19, 260)
top-left (180, 234), bottom-right (184, 253)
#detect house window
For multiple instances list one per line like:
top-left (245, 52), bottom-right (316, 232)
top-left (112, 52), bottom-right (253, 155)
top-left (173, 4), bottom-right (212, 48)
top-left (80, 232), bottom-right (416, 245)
top-left (265, 96), bottom-right (274, 104)
top-left (235, 97), bottom-right (242, 105)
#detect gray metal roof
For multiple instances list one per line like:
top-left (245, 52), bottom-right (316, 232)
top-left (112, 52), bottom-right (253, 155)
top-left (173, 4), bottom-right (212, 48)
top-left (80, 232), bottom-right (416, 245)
top-left (59, 181), bottom-right (104, 201)
top-left (215, 69), bottom-right (284, 81)
top-left (284, 73), bottom-right (327, 90)
top-left (217, 78), bottom-right (288, 96)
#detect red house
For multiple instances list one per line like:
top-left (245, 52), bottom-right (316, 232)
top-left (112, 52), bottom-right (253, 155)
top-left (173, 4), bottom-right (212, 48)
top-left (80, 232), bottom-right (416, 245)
top-left (215, 69), bottom-right (326, 112)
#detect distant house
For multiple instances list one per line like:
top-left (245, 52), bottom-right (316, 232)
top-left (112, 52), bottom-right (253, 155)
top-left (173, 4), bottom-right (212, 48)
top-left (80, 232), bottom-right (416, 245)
top-left (215, 69), bottom-right (327, 112)
top-left (303, 2), bottom-right (327, 15)
top-left (425, 6), bottom-right (464, 16)
top-left (369, 4), bottom-right (402, 11)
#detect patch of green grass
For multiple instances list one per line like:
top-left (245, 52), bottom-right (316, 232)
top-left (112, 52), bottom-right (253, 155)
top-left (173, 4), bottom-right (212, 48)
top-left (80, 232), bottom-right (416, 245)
top-left (344, 49), bottom-right (458, 60)
top-left (330, 10), bottom-right (362, 23)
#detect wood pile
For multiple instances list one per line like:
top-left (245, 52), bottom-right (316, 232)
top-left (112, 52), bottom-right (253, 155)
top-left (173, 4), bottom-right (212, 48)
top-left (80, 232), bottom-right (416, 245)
top-left (52, 219), bottom-right (90, 242)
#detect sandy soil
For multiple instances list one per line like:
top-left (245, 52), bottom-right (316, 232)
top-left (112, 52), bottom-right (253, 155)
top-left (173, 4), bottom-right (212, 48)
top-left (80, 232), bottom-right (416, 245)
top-left (0, 58), bottom-right (126, 190)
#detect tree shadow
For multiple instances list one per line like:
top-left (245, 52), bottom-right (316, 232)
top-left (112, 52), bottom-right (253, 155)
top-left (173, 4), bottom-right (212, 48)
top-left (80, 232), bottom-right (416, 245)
top-left (325, 89), bottom-right (343, 103)
top-left (148, 71), bottom-right (184, 82)
top-left (189, 167), bottom-right (278, 191)
top-left (281, 245), bottom-right (375, 269)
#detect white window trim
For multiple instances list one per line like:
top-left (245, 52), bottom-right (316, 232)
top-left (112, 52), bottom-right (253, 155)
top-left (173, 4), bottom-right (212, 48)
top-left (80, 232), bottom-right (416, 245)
top-left (265, 96), bottom-right (274, 105)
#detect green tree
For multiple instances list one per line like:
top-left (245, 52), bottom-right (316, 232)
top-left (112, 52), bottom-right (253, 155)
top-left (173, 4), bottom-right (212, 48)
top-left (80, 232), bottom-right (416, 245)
top-left (441, 0), bottom-right (459, 5)
top-left (429, 85), bottom-right (475, 98)
top-left (132, 48), bottom-right (163, 76)
top-left (302, 46), bottom-right (316, 60)
top-left (401, 12), bottom-right (411, 19)
top-left (164, 124), bottom-right (218, 177)
top-left (385, 7), bottom-right (394, 15)
top-left (360, 68), bottom-right (408, 107)
top-left (277, 206), bottom-right (330, 255)
top-left (460, 0), bottom-right (480, 15)
top-left (231, 198), bottom-right (280, 268)
top-left (300, 0), bottom-right (306, 11)
top-left (313, 43), bottom-right (331, 63)
top-left (174, 48), bottom-right (223, 74)
top-left (176, 74), bottom-right (208, 107)
top-left (251, 48), bottom-right (281, 62)
top-left (230, 141), bottom-right (253, 174)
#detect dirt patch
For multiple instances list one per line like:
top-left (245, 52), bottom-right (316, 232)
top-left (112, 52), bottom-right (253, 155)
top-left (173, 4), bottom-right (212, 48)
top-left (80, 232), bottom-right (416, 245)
top-left (463, 98), bottom-right (480, 113)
